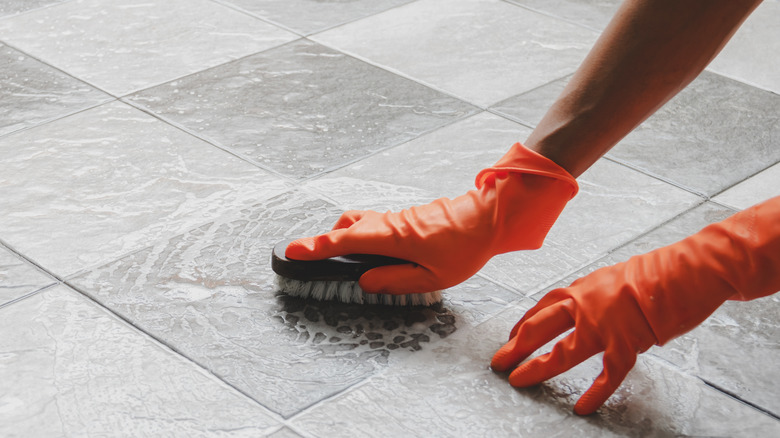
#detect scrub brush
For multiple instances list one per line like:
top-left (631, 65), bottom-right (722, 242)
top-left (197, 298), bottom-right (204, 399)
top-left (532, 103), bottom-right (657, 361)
top-left (271, 239), bottom-right (443, 306)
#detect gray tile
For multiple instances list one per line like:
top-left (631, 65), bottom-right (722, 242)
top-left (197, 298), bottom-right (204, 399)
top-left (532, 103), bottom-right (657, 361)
top-left (0, 101), bottom-right (286, 277)
top-left (713, 163), bottom-right (780, 210)
top-left (0, 0), bottom-right (297, 95)
top-left (534, 202), bottom-right (780, 417)
top-left (326, 112), bottom-right (533, 199)
top-left (708, 0), bottom-right (780, 94)
top-left (0, 245), bottom-right (53, 306)
top-left (492, 71), bottom-right (780, 196)
top-left (0, 0), bottom-right (65, 17)
top-left (292, 301), bottom-right (780, 437)
top-left (507, 0), bottom-right (620, 31)
top-left (219, 0), bottom-right (414, 34)
top-left (312, 0), bottom-right (598, 107)
top-left (0, 285), bottom-right (280, 437)
top-left (129, 40), bottom-right (477, 180)
top-left (69, 190), bottom-right (511, 417)
top-left (0, 43), bottom-right (110, 138)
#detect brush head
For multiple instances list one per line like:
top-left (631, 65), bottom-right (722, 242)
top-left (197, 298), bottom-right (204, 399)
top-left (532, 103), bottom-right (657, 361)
top-left (271, 240), bottom-right (443, 306)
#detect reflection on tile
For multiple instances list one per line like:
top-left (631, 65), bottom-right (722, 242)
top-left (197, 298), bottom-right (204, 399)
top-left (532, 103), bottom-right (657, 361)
top-left (312, 0), bottom-right (598, 107)
top-left (220, 0), bottom-right (414, 34)
top-left (0, 0), bottom-right (296, 95)
top-left (0, 101), bottom-right (286, 277)
top-left (0, 285), bottom-right (279, 437)
top-left (708, 0), bottom-right (780, 94)
top-left (493, 72), bottom-right (780, 195)
top-left (713, 164), bottom-right (780, 210)
top-left (129, 40), bottom-right (477, 179)
top-left (533, 202), bottom-right (780, 418)
top-left (0, 43), bottom-right (109, 138)
top-left (0, 246), bottom-right (53, 306)
top-left (0, 0), bottom-right (65, 17)
top-left (327, 112), bottom-right (533, 199)
top-left (507, 0), bottom-right (620, 31)
top-left (481, 159), bottom-right (700, 293)
top-left (292, 301), bottom-right (780, 437)
top-left (70, 191), bottom-right (510, 417)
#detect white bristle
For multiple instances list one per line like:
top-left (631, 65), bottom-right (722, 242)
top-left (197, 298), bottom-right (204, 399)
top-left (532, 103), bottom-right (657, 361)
top-left (275, 275), bottom-right (443, 306)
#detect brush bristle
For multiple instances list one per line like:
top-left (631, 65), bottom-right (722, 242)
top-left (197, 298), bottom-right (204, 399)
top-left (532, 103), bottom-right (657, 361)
top-left (275, 275), bottom-right (442, 306)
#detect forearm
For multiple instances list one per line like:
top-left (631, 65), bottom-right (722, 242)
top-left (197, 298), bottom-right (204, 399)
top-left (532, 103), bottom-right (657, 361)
top-left (525, 0), bottom-right (762, 177)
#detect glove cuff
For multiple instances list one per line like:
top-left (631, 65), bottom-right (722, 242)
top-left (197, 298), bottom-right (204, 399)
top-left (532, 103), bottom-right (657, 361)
top-left (475, 142), bottom-right (579, 199)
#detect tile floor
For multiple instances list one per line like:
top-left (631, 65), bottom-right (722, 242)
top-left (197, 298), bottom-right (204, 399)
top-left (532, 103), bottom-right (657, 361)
top-left (1, 0), bottom-right (778, 436)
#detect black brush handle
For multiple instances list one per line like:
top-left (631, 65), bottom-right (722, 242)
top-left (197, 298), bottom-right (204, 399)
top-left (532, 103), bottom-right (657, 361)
top-left (271, 239), bottom-right (411, 282)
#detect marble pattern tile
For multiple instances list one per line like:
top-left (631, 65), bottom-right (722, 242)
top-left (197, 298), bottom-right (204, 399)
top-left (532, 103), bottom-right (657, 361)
top-left (0, 0), bottom-right (65, 17)
top-left (325, 112), bottom-right (533, 199)
top-left (291, 300), bottom-right (780, 437)
top-left (0, 101), bottom-right (287, 277)
top-left (218, 0), bottom-right (414, 35)
top-left (0, 285), bottom-right (280, 437)
top-left (507, 0), bottom-right (620, 31)
top-left (312, 0), bottom-right (598, 107)
top-left (0, 245), bottom-right (54, 306)
top-left (707, 0), bottom-right (780, 94)
top-left (129, 40), bottom-right (477, 179)
top-left (713, 163), bottom-right (780, 210)
top-left (0, 43), bottom-right (110, 138)
top-left (533, 202), bottom-right (780, 418)
top-left (0, 0), bottom-right (297, 95)
top-left (69, 190), bottom-right (515, 417)
top-left (492, 71), bottom-right (780, 196)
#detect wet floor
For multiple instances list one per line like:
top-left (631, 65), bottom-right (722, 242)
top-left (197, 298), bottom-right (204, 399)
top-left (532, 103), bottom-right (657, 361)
top-left (1, 0), bottom-right (779, 436)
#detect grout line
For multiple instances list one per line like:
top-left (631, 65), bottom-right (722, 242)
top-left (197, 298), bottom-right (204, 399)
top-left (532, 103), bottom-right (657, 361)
top-left (644, 354), bottom-right (780, 421)
top-left (306, 37), bottom-right (492, 111)
top-left (207, 0), bottom-right (306, 38)
top-left (0, 283), bottom-right (59, 311)
top-left (699, 379), bottom-right (780, 421)
top-left (498, 0), bottom-right (607, 34)
top-left (118, 97), bottom-right (300, 184)
top-left (302, 0), bottom-right (422, 38)
top-left (0, 98), bottom-right (117, 141)
top-left (0, 0), bottom-right (79, 22)
top-left (63, 277), bottom-right (288, 422)
top-left (0, 40), bottom-right (117, 96)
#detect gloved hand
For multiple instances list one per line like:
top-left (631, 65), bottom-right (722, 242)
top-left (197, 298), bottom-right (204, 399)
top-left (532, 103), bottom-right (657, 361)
top-left (491, 196), bottom-right (780, 415)
top-left (286, 143), bottom-right (578, 294)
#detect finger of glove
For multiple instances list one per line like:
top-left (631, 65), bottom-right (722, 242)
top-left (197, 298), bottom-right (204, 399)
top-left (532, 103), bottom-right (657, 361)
top-left (332, 210), bottom-right (367, 231)
top-left (573, 345), bottom-right (637, 415)
top-left (509, 289), bottom-right (570, 339)
top-left (508, 331), bottom-right (599, 388)
top-left (491, 303), bottom-right (574, 372)
top-left (284, 229), bottom-right (353, 261)
top-left (359, 264), bottom-right (439, 295)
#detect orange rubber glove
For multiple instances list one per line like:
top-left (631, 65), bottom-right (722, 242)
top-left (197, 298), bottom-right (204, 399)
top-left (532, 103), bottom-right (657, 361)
top-left (286, 143), bottom-right (578, 294)
top-left (491, 196), bottom-right (780, 415)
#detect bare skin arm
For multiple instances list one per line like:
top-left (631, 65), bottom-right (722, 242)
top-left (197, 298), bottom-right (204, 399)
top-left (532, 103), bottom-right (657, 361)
top-left (526, 0), bottom-right (763, 177)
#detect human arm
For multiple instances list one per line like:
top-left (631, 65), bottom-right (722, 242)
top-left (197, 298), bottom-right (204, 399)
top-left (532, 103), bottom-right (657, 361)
top-left (525, 0), bottom-right (763, 177)
top-left (285, 0), bottom-right (762, 294)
